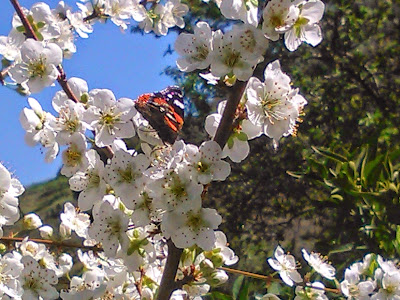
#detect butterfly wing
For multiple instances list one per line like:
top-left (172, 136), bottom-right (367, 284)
top-left (135, 86), bottom-right (184, 144)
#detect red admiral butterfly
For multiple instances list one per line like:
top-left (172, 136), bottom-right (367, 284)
top-left (135, 86), bottom-right (184, 144)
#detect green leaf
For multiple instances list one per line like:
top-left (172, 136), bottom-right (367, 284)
top-left (227, 136), bottom-right (234, 149)
top-left (232, 276), bottom-right (244, 300)
top-left (237, 132), bottom-right (248, 141)
top-left (330, 194), bottom-right (343, 202)
top-left (238, 280), bottom-right (250, 300)
top-left (328, 243), bottom-right (355, 255)
top-left (35, 31), bottom-right (44, 41)
top-left (36, 21), bottom-right (45, 29)
top-left (267, 282), bottom-right (282, 295)
top-left (312, 146), bottom-right (348, 163)
top-left (249, 0), bottom-right (258, 7)
top-left (16, 25), bottom-right (25, 32)
top-left (208, 291), bottom-right (234, 300)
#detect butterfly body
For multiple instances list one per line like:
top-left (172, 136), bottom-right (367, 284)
top-left (135, 86), bottom-right (184, 144)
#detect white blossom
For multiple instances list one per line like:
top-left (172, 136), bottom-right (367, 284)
top-left (162, 207), bottom-right (222, 250)
top-left (246, 60), bottom-right (307, 147)
top-left (164, 0), bottom-right (189, 29)
top-left (219, 0), bottom-right (258, 26)
top-left (88, 201), bottom-right (130, 257)
top-left (0, 31), bottom-right (23, 61)
top-left (0, 252), bottom-right (23, 299)
top-left (52, 77), bottom-right (89, 111)
top-left (205, 100), bottom-right (261, 162)
top-left (175, 21), bottom-right (214, 72)
top-left (9, 39), bottom-right (63, 94)
top-left (302, 249), bottom-right (335, 280)
top-left (60, 132), bottom-right (89, 177)
top-left (12, 2), bottom-right (61, 42)
top-left (0, 163), bottom-right (23, 237)
top-left (23, 213), bottom-right (42, 230)
top-left (262, 0), bottom-right (299, 41)
top-left (105, 150), bottom-right (150, 205)
top-left (69, 149), bottom-right (107, 211)
top-left (295, 282), bottom-right (328, 300)
top-left (268, 245), bottom-right (302, 286)
top-left (60, 202), bottom-right (91, 238)
top-left (148, 165), bottom-right (203, 214)
top-left (83, 89), bottom-right (136, 147)
top-left (210, 29), bottom-right (260, 81)
top-left (19, 97), bottom-right (59, 162)
top-left (20, 256), bottom-right (59, 300)
top-left (284, 0), bottom-right (325, 51)
top-left (185, 141), bottom-right (231, 184)
top-left (39, 225), bottom-right (53, 239)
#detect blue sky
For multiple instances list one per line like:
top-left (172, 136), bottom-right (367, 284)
top-left (0, 0), bottom-right (177, 186)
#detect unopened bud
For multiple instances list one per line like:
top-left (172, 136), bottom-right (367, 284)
top-left (39, 225), bottom-right (53, 239)
top-left (23, 213), bottom-right (42, 230)
top-left (0, 243), bottom-right (6, 254)
top-left (59, 223), bottom-right (71, 238)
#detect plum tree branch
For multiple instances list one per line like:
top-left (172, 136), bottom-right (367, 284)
top-left (156, 80), bottom-right (248, 300)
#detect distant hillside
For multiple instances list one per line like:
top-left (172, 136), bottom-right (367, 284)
top-left (14, 174), bottom-right (76, 234)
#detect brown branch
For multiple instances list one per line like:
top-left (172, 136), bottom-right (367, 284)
top-left (156, 81), bottom-right (249, 299)
top-left (213, 81), bottom-right (247, 148)
top-left (56, 65), bottom-right (80, 103)
top-left (9, 0), bottom-right (79, 103)
top-left (155, 239), bottom-right (183, 300)
top-left (10, 0), bottom-right (38, 40)
top-left (0, 236), bottom-right (102, 251)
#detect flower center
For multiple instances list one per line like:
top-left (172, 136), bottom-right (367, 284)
top-left (186, 211), bottom-right (205, 231)
top-left (88, 171), bottom-right (101, 188)
top-left (118, 167), bottom-right (134, 183)
top-left (270, 14), bottom-right (285, 28)
top-left (261, 96), bottom-right (285, 124)
top-left (197, 161), bottom-right (210, 174)
top-left (65, 118), bottom-right (79, 133)
top-left (64, 144), bottom-right (82, 167)
top-left (168, 176), bottom-right (187, 198)
top-left (224, 51), bottom-right (241, 68)
top-left (193, 44), bottom-right (209, 61)
top-left (294, 16), bottom-right (309, 37)
top-left (24, 276), bottom-right (41, 292)
top-left (28, 56), bottom-right (47, 78)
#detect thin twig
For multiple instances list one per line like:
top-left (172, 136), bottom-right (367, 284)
top-left (0, 236), bottom-right (102, 251)
top-left (220, 267), bottom-right (342, 294)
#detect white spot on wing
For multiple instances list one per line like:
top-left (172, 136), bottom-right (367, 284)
top-left (174, 100), bottom-right (184, 109)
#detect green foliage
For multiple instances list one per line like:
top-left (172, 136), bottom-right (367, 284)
top-left (300, 145), bottom-right (400, 256)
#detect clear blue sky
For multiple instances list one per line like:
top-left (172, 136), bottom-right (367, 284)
top-left (0, 0), bottom-right (177, 186)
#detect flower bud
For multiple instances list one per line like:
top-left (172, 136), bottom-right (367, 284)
top-left (59, 223), bottom-right (71, 238)
top-left (23, 213), bottom-right (43, 230)
top-left (39, 225), bottom-right (53, 239)
top-left (0, 243), bottom-right (6, 254)
top-left (209, 269), bottom-right (228, 286)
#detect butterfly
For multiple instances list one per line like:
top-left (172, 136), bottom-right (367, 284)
top-left (135, 86), bottom-right (184, 144)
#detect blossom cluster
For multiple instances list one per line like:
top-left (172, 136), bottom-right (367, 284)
top-left (0, 0), bottom-right (327, 298)
top-left (175, 0), bottom-right (325, 84)
top-left (263, 246), bottom-right (400, 300)
top-left (0, 0), bottom-right (188, 93)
